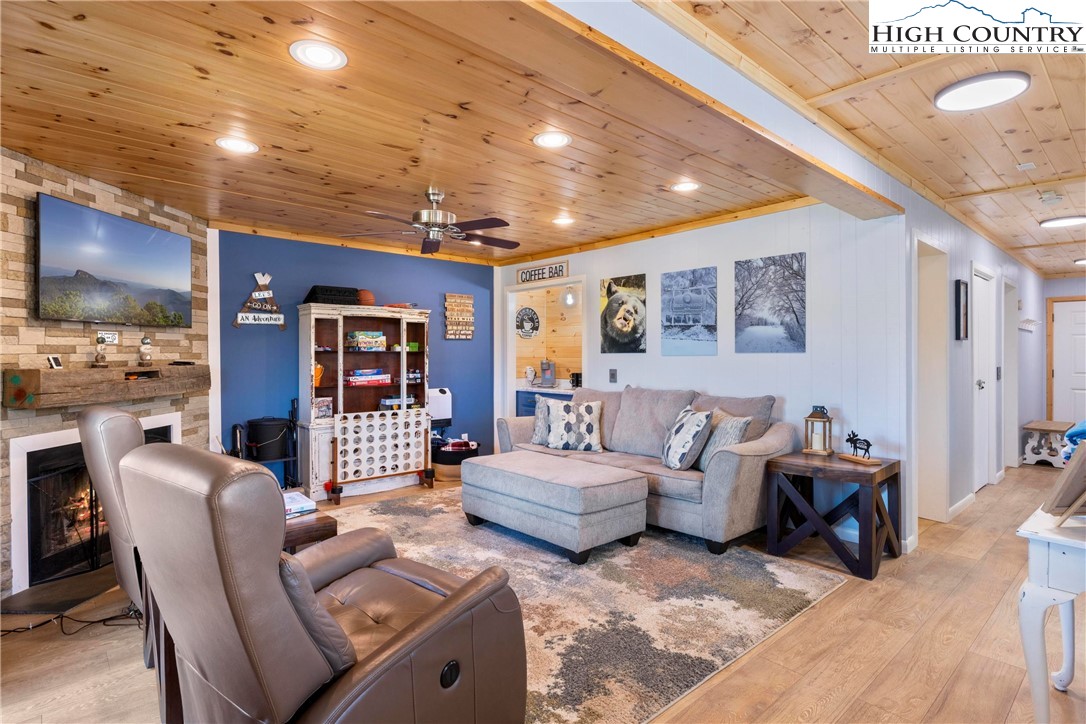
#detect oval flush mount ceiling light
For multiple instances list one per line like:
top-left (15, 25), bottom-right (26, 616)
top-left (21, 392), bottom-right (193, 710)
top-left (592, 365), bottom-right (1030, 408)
top-left (669, 181), bottom-right (700, 192)
top-left (532, 131), bottom-right (573, 149)
top-left (934, 71), bottom-right (1030, 112)
top-left (1039, 215), bottom-right (1086, 229)
top-left (215, 136), bottom-right (259, 154)
top-left (1075, 258), bottom-right (1086, 266)
top-left (289, 39), bottom-right (348, 70)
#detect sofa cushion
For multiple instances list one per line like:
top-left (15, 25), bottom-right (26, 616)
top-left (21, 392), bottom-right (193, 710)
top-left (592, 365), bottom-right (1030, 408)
top-left (572, 388), bottom-right (623, 449)
top-left (609, 387), bottom-right (696, 457)
top-left (462, 451), bottom-right (647, 515)
top-left (662, 406), bottom-right (713, 470)
top-left (695, 413), bottom-right (753, 472)
top-left (691, 394), bottom-right (775, 442)
top-left (564, 450), bottom-right (705, 504)
top-left (545, 400), bottom-right (603, 451)
top-left (514, 442), bottom-right (581, 458)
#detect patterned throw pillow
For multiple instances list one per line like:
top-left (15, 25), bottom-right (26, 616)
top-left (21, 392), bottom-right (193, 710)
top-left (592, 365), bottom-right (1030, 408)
top-left (531, 395), bottom-right (553, 444)
top-left (546, 400), bottom-right (603, 451)
top-left (661, 406), bottom-right (713, 471)
top-left (695, 411), bottom-right (753, 472)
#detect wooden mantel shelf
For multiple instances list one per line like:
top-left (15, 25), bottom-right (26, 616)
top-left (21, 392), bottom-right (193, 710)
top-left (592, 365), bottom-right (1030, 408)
top-left (3, 365), bottom-right (211, 410)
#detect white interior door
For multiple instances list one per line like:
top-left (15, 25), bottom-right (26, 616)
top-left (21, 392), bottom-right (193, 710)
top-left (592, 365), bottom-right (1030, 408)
top-left (972, 269), bottom-right (997, 492)
top-left (1053, 300), bottom-right (1086, 422)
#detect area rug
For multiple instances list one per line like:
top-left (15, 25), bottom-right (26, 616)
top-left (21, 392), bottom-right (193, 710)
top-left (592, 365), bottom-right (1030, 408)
top-left (328, 490), bottom-right (845, 723)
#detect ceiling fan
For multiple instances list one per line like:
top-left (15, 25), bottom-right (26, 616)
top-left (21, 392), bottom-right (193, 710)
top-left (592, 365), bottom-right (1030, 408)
top-left (342, 187), bottom-right (520, 255)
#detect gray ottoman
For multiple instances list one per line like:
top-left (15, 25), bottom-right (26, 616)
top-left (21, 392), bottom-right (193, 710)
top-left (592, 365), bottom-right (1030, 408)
top-left (461, 451), bottom-right (648, 564)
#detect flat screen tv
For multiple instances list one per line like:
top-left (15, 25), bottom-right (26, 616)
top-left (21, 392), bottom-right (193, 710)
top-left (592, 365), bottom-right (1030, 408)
top-left (36, 193), bottom-right (192, 327)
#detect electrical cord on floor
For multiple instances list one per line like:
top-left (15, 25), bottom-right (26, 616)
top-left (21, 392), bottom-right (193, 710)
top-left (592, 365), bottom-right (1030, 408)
top-left (1, 603), bottom-right (142, 637)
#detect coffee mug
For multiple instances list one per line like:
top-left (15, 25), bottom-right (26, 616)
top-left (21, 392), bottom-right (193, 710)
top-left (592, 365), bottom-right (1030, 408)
top-left (570, 372), bottom-right (582, 387)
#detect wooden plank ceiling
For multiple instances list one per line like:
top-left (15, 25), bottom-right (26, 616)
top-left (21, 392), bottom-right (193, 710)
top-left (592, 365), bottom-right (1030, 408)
top-left (0, 1), bottom-right (899, 266)
top-left (651, 1), bottom-right (1086, 277)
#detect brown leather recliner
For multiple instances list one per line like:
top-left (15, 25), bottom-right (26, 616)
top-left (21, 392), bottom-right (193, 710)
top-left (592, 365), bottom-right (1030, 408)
top-left (76, 406), bottom-right (154, 666)
top-left (120, 443), bottom-right (527, 723)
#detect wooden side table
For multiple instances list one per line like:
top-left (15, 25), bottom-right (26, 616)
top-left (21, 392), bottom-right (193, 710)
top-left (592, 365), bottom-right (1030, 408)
top-left (1022, 420), bottom-right (1073, 468)
top-left (284, 510), bottom-right (338, 553)
top-left (766, 453), bottom-right (901, 580)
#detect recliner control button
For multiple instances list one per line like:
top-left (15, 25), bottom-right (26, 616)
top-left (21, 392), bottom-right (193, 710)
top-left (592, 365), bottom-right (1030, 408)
top-left (440, 660), bottom-right (460, 688)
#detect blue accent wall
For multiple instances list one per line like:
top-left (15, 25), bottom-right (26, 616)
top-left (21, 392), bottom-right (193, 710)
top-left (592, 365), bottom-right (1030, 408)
top-left (219, 231), bottom-right (495, 480)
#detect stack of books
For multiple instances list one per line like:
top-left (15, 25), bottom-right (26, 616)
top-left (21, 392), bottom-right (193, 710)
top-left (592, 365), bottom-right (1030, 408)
top-left (345, 331), bottom-right (386, 351)
top-left (344, 368), bottom-right (392, 386)
top-left (282, 491), bottom-right (317, 519)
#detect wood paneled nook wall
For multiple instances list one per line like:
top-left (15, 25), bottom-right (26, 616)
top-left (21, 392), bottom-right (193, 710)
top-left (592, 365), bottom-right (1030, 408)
top-left (513, 286), bottom-right (583, 384)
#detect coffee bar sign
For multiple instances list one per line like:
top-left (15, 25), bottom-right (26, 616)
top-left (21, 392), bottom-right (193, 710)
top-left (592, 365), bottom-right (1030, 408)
top-left (517, 260), bottom-right (569, 284)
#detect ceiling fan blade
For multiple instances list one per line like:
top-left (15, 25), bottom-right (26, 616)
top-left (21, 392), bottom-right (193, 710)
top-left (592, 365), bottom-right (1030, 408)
top-left (462, 232), bottom-right (520, 250)
top-left (420, 237), bottom-right (442, 255)
top-left (364, 210), bottom-right (416, 226)
top-left (340, 230), bottom-right (418, 238)
top-left (455, 217), bottom-right (509, 232)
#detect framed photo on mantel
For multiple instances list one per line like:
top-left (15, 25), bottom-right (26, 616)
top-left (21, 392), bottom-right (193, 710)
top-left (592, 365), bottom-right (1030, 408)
top-left (954, 280), bottom-right (969, 341)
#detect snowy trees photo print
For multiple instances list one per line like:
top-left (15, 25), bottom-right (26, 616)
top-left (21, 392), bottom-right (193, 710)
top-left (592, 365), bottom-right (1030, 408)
top-left (661, 266), bottom-right (717, 356)
top-left (734, 252), bottom-right (806, 354)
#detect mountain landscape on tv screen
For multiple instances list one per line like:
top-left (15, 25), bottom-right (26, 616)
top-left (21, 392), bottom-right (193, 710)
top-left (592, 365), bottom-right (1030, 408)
top-left (40, 269), bottom-right (192, 326)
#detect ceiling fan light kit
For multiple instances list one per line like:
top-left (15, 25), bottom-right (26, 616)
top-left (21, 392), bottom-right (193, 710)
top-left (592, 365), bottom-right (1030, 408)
top-left (343, 187), bottom-right (520, 255)
top-left (289, 40), bottom-right (348, 70)
top-left (933, 71), bottom-right (1031, 112)
top-left (1039, 216), bottom-right (1086, 229)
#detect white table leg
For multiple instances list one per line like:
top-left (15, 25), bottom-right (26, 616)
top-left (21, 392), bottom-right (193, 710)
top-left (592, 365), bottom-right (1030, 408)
top-left (1052, 599), bottom-right (1075, 692)
top-left (1024, 431), bottom-right (1044, 465)
top-left (1020, 582), bottom-right (1078, 723)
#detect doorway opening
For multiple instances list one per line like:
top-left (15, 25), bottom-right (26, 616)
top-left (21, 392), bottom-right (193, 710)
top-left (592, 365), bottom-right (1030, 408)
top-left (916, 241), bottom-right (951, 521)
top-left (972, 263), bottom-right (998, 492)
top-left (1047, 295), bottom-right (1086, 421)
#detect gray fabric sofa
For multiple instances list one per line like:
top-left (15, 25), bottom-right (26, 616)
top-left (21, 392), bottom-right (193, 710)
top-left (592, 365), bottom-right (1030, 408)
top-left (494, 387), bottom-right (795, 553)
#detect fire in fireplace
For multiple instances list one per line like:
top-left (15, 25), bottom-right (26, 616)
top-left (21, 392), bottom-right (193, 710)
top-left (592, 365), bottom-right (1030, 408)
top-left (25, 425), bottom-right (170, 587)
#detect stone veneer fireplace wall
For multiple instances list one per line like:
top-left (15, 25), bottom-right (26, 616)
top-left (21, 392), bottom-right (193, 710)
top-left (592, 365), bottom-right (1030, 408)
top-left (1, 148), bottom-right (210, 596)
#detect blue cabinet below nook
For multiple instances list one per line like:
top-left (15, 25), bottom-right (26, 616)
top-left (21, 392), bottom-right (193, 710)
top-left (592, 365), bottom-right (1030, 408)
top-left (516, 389), bottom-right (574, 417)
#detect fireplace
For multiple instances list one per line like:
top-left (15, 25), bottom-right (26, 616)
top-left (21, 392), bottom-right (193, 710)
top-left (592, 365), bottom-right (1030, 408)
top-left (24, 425), bottom-right (171, 586)
top-left (7, 412), bottom-right (182, 594)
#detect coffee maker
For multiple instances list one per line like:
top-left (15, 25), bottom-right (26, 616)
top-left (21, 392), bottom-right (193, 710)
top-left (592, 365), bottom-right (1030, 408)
top-left (539, 359), bottom-right (557, 388)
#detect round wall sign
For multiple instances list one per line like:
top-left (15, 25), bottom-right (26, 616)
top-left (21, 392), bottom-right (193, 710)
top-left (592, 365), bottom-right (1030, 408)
top-left (515, 307), bottom-right (540, 338)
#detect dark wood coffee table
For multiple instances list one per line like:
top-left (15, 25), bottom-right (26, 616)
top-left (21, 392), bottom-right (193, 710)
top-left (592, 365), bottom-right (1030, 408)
top-left (765, 452), bottom-right (901, 580)
top-left (284, 510), bottom-right (338, 553)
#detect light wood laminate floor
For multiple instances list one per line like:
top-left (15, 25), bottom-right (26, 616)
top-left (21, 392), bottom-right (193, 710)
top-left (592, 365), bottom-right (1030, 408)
top-left (2, 469), bottom-right (1083, 723)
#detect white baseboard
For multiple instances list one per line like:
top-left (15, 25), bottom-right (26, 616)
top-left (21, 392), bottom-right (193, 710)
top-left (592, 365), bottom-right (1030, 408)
top-left (902, 533), bottom-right (919, 554)
top-left (948, 493), bottom-right (976, 520)
top-left (994, 469), bottom-right (1005, 484)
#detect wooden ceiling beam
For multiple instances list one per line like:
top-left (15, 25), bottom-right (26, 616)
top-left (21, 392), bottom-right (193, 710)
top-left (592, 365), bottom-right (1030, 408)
top-left (945, 175), bottom-right (1086, 203)
top-left (805, 55), bottom-right (965, 108)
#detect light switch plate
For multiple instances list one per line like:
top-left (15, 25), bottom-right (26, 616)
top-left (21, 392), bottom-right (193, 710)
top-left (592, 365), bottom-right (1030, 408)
top-left (609, 369), bottom-right (617, 383)
top-left (96, 331), bottom-right (119, 345)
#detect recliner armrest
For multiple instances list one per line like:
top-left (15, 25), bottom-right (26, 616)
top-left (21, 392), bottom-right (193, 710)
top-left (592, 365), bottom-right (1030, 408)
top-left (298, 566), bottom-right (526, 723)
top-left (371, 558), bottom-right (467, 597)
top-left (294, 528), bottom-right (397, 592)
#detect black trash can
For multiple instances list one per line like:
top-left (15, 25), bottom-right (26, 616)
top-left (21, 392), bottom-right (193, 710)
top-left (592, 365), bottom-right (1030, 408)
top-left (246, 417), bottom-right (291, 461)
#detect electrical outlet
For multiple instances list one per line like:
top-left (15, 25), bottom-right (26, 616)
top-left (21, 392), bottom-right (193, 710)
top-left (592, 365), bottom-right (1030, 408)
top-left (609, 369), bottom-right (617, 383)
top-left (95, 331), bottom-right (119, 345)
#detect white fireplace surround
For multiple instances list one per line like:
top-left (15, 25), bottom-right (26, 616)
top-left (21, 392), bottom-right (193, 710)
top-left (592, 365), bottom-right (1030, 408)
top-left (8, 411), bottom-right (182, 595)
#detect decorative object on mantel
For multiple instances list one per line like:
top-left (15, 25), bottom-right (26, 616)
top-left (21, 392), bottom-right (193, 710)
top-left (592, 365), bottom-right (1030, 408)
top-left (802, 405), bottom-right (834, 456)
top-left (1018, 318), bottom-right (1040, 332)
top-left (840, 430), bottom-right (882, 466)
top-left (3, 364), bottom-right (211, 409)
top-left (234, 272), bottom-right (286, 330)
top-left (92, 335), bottom-right (108, 368)
top-left (138, 335), bottom-right (154, 367)
top-left (356, 288), bottom-right (376, 306)
top-left (444, 293), bottom-right (474, 340)
top-left (954, 279), bottom-right (969, 340)
top-left (46, 355), bottom-right (63, 370)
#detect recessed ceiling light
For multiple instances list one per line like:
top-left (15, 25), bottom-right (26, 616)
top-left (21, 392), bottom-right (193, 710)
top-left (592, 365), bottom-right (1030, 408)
top-left (1039, 216), bottom-right (1086, 229)
top-left (468, 240), bottom-right (482, 246)
top-left (289, 40), bottom-right (348, 70)
top-left (934, 71), bottom-right (1030, 112)
top-left (669, 181), bottom-right (700, 192)
top-left (552, 216), bottom-right (575, 226)
top-left (532, 131), bottom-right (572, 149)
top-left (1076, 258), bottom-right (1086, 266)
top-left (215, 136), bottom-right (259, 154)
